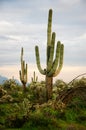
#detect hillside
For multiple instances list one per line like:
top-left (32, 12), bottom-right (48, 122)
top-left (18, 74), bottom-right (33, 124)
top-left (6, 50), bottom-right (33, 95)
top-left (0, 75), bottom-right (20, 85)
top-left (0, 75), bottom-right (8, 84)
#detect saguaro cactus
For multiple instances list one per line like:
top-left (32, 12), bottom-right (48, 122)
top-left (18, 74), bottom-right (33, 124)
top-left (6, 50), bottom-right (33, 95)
top-left (19, 47), bottom-right (28, 91)
top-left (31, 71), bottom-right (38, 83)
top-left (35, 9), bottom-right (64, 100)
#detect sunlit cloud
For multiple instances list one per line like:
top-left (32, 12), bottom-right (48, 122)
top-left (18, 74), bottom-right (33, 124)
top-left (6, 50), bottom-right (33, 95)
top-left (0, 64), bottom-right (86, 83)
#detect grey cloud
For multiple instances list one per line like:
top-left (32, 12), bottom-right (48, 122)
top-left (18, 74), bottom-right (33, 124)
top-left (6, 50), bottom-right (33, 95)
top-left (0, 35), bottom-right (18, 41)
top-left (0, 0), bottom-right (86, 67)
top-left (0, 0), bottom-right (85, 26)
top-left (64, 39), bottom-right (86, 66)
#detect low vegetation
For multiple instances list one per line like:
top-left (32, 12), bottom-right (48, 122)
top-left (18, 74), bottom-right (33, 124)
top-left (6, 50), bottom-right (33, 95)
top-left (0, 77), bottom-right (86, 130)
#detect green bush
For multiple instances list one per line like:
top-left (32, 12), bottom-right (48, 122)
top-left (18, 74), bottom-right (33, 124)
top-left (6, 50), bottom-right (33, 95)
top-left (22, 112), bottom-right (61, 130)
top-left (29, 82), bottom-right (46, 103)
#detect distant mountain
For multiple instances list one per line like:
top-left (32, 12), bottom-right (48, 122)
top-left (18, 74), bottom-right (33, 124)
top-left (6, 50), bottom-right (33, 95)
top-left (0, 75), bottom-right (21, 85)
top-left (15, 79), bottom-right (21, 85)
top-left (0, 75), bottom-right (8, 84)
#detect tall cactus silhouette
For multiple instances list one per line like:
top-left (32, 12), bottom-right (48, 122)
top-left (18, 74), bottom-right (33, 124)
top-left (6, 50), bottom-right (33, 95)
top-left (35, 9), bottom-right (64, 100)
top-left (19, 47), bottom-right (28, 91)
top-left (31, 71), bottom-right (38, 83)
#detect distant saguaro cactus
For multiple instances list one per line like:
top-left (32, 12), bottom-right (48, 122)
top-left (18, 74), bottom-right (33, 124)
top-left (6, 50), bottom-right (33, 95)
top-left (19, 47), bottom-right (28, 91)
top-left (35, 9), bottom-right (64, 100)
top-left (31, 71), bottom-right (38, 83)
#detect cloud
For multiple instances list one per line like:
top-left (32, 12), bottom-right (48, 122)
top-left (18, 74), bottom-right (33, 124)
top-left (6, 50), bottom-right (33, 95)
top-left (78, 33), bottom-right (86, 40)
top-left (0, 64), bottom-right (86, 83)
top-left (57, 65), bottom-right (86, 83)
top-left (0, 0), bottom-right (86, 81)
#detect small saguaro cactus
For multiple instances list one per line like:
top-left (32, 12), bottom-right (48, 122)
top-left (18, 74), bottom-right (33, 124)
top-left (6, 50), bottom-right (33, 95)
top-left (19, 47), bottom-right (28, 91)
top-left (31, 71), bottom-right (38, 83)
top-left (35, 9), bottom-right (64, 100)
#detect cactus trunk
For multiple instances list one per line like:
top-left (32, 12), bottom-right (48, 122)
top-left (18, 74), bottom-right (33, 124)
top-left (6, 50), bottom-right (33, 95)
top-left (19, 47), bottom-right (28, 91)
top-left (46, 76), bottom-right (53, 100)
top-left (23, 83), bottom-right (26, 91)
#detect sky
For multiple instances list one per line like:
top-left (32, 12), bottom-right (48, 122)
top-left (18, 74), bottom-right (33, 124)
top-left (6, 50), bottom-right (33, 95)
top-left (0, 0), bottom-right (86, 83)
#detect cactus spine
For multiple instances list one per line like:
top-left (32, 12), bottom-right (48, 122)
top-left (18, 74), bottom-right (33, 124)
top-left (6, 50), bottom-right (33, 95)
top-left (19, 47), bottom-right (28, 91)
top-left (35, 9), bottom-right (64, 100)
top-left (31, 71), bottom-right (38, 83)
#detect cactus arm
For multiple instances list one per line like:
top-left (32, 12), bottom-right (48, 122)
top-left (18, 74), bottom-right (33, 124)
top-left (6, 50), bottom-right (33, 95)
top-left (53, 44), bottom-right (64, 77)
top-left (35, 46), bottom-right (46, 75)
top-left (20, 60), bottom-right (27, 84)
top-left (47, 9), bottom-right (52, 67)
top-left (47, 9), bottom-right (52, 46)
top-left (22, 60), bottom-right (25, 80)
top-left (36, 76), bottom-right (38, 82)
top-left (20, 48), bottom-right (24, 81)
top-left (25, 63), bottom-right (28, 82)
top-left (33, 71), bottom-right (36, 82)
top-left (34, 71), bottom-right (38, 82)
top-left (34, 71), bottom-right (35, 81)
top-left (31, 71), bottom-right (38, 83)
top-left (19, 70), bottom-right (22, 81)
top-left (47, 41), bottom-right (61, 76)
top-left (21, 47), bottom-right (23, 62)
top-left (47, 32), bottom-right (56, 72)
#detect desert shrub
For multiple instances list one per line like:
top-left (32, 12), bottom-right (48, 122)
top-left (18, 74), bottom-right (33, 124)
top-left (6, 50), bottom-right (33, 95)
top-left (0, 86), bottom-right (7, 98)
top-left (64, 109), bottom-right (77, 123)
top-left (0, 104), bottom-right (13, 126)
top-left (54, 79), bottom-right (67, 92)
top-left (76, 115), bottom-right (86, 125)
top-left (0, 98), bottom-right (31, 128)
top-left (68, 97), bottom-right (86, 110)
top-left (41, 107), bottom-right (60, 119)
top-left (5, 115), bottom-right (27, 128)
top-left (4, 100), bottom-right (30, 128)
top-left (64, 96), bottom-right (86, 125)
top-left (69, 77), bottom-right (86, 88)
top-left (2, 79), bottom-right (25, 102)
top-left (3, 79), bottom-right (17, 89)
top-left (29, 82), bottom-right (46, 103)
top-left (22, 111), bottom-right (61, 130)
